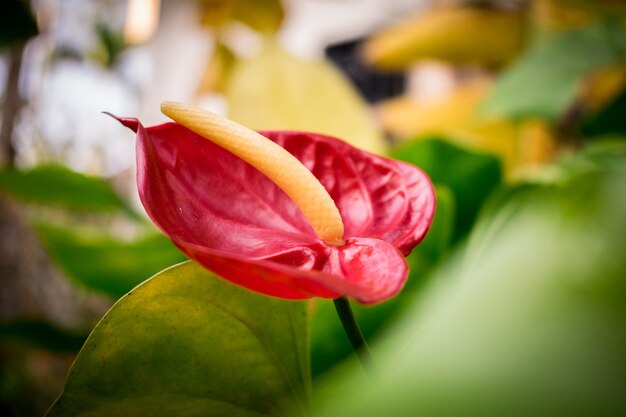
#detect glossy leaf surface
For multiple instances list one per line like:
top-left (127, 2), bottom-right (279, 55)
top-left (48, 261), bottom-right (311, 417)
top-left (119, 117), bottom-right (435, 304)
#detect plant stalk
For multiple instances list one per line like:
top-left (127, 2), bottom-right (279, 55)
top-left (333, 297), bottom-right (376, 375)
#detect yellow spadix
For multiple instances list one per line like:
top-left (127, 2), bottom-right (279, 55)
top-left (160, 101), bottom-right (345, 246)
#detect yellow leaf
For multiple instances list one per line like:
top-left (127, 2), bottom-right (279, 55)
top-left (232, 0), bottom-right (283, 34)
top-left (196, 42), bottom-right (237, 95)
top-left (363, 7), bottom-right (526, 70)
top-left (198, 0), bottom-right (233, 28)
top-left (377, 79), bottom-right (556, 174)
top-left (198, 0), bottom-right (283, 34)
top-left (225, 43), bottom-right (387, 154)
top-left (532, 0), bottom-right (626, 39)
top-left (581, 66), bottom-right (626, 113)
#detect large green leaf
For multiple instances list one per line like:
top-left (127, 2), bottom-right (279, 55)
top-left (306, 157), bottom-right (626, 417)
top-left (0, 165), bottom-right (131, 213)
top-left (481, 20), bottom-right (626, 121)
top-left (48, 261), bottom-right (311, 417)
top-left (391, 138), bottom-right (501, 240)
top-left (35, 223), bottom-right (187, 298)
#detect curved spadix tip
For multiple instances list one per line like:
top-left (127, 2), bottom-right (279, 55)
top-left (159, 101), bottom-right (345, 246)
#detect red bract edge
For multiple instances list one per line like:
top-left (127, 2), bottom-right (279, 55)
top-left (114, 116), bottom-right (436, 304)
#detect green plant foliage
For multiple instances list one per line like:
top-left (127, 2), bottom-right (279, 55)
top-left (94, 22), bottom-right (126, 67)
top-left (0, 320), bottom-right (87, 352)
top-left (47, 261), bottom-right (311, 417)
top-left (391, 137), bottom-right (501, 240)
top-left (306, 156), bottom-right (626, 417)
top-left (582, 87), bottom-right (626, 137)
top-left (481, 20), bottom-right (626, 121)
top-left (578, 139), bottom-right (626, 171)
top-left (310, 185), bottom-right (456, 378)
top-left (408, 184), bottom-right (455, 265)
top-left (35, 223), bottom-right (187, 298)
top-left (529, 139), bottom-right (626, 185)
top-left (0, 165), bottom-right (130, 213)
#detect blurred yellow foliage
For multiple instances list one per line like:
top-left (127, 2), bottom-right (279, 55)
top-left (225, 43), bottom-right (387, 154)
top-left (581, 66), bottom-right (626, 113)
top-left (196, 42), bottom-right (236, 95)
top-left (362, 7), bottom-right (526, 70)
top-left (377, 78), bottom-right (556, 174)
top-left (198, 0), bottom-right (283, 34)
top-left (534, 0), bottom-right (626, 34)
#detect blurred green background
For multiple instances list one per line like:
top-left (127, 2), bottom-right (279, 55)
top-left (1, 0), bottom-right (625, 416)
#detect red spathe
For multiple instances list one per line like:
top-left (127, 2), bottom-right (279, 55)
top-left (117, 117), bottom-right (435, 304)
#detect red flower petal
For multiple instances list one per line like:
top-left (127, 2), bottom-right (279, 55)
top-left (177, 236), bottom-right (408, 304)
top-left (266, 131), bottom-right (435, 255)
top-left (115, 116), bottom-right (434, 303)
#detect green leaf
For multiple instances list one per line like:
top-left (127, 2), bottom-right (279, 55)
top-left (48, 261), bottom-right (311, 417)
top-left (35, 223), bottom-right (187, 298)
top-left (0, 165), bottom-right (130, 213)
top-left (481, 20), bottom-right (626, 121)
top-left (94, 22), bottom-right (127, 67)
top-left (526, 139), bottom-right (626, 185)
top-left (391, 137), bottom-right (501, 240)
top-left (579, 139), bottom-right (626, 171)
top-left (409, 184), bottom-right (455, 264)
top-left (307, 158), bottom-right (626, 417)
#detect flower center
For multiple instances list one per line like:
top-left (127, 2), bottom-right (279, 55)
top-left (161, 101), bottom-right (345, 246)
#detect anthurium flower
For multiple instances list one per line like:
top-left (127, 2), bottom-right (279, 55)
top-left (113, 103), bottom-right (435, 304)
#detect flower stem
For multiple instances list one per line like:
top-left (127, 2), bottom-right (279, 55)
top-left (333, 297), bottom-right (377, 375)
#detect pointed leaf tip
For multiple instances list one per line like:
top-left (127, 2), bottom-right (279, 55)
top-left (103, 111), bottom-right (140, 132)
